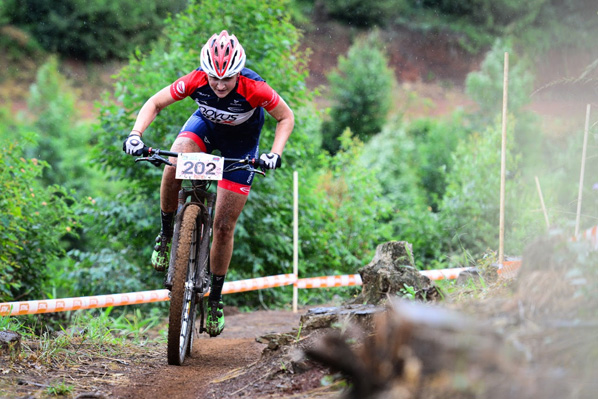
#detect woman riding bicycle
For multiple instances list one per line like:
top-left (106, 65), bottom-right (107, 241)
top-left (123, 30), bottom-right (294, 337)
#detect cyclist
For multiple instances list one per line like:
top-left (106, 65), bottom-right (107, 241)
top-left (123, 30), bottom-right (294, 337)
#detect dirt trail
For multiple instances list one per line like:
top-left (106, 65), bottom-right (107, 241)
top-left (110, 309), bottom-right (302, 399)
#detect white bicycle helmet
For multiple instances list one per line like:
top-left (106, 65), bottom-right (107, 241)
top-left (200, 30), bottom-right (246, 78)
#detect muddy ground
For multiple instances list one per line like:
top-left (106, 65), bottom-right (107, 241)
top-left (0, 308), bottom-right (311, 398)
top-left (1, 259), bottom-right (597, 399)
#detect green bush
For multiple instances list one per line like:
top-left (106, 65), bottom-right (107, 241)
top-left (300, 130), bottom-right (393, 273)
top-left (0, 127), bottom-right (78, 302)
top-left (4, 0), bottom-right (186, 60)
top-left (440, 124), bottom-right (507, 257)
top-left (0, 57), bottom-right (134, 301)
top-left (404, 115), bottom-right (469, 212)
top-left (362, 113), bottom-right (470, 267)
top-left (322, 31), bottom-right (394, 154)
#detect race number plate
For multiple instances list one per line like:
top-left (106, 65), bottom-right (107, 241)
top-left (175, 153), bottom-right (224, 180)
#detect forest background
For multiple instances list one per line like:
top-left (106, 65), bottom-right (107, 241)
top-left (1, 0), bottom-right (598, 317)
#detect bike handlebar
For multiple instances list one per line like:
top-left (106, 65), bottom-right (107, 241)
top-left (134, 146), bottom-right (267, 175)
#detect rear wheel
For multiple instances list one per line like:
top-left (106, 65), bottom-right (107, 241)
top-left (167, 205), bottom-right (201, 366)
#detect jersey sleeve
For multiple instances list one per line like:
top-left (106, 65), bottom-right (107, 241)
top-left (169, 70), bottom-right (207, 101)
top-left (239, 78), bottom-right (281, 111)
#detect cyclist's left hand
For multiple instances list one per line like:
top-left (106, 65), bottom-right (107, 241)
top-left (260, 152), bottom-right (281, 170)
top-left (123, 134), bottom-right (144, 156)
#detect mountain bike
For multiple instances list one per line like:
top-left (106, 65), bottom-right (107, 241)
top-left (135, 146), bottom-right (265, 365)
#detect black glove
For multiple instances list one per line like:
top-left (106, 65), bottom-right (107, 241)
top-left (260, 152), bottom-right (281, 170)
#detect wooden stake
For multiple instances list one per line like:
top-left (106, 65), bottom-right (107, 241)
top-left (293, 171), bottom-right (299, 313)
top-left (535, 176), bottom-right (550, 230)
top-left (499, 52), bottom-right (509, 265)
top-left (575, 104), bottom-right (591, 237)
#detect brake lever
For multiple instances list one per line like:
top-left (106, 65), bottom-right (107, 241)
top-left (135, 155), bottom-right (174, 167)
top-left (225, 164), bottom-right (266, 176)
top-left (154, 154), bottom-right (174, 166)
top-left (247, 157), bottom-right (267, 176)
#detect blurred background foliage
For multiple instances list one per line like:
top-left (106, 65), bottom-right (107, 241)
top-left (2, 0), bottom-right (187, 60)
top-left (322, 31), bottom-right (395, 154)
top-left (1, 0), bottom-right (597, 313)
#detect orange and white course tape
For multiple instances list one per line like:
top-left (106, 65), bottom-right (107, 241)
top-left (296, 274), bottom-right (362, 289)
top-left (221, 273), bottom-right (296, 294)
top-left (295, 268), bottom-right (469, 290)
top-left (1, 266), bottom-right (486, 316)
top-left (0, 289), bottom-right (170, 317)
top-left (1, 274), bottom-right (297, 317)
top-left (420, 267), bottom-right (469, 280)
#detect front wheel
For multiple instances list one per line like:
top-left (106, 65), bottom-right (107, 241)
top-left (167, 204), bottom-right (201, 366)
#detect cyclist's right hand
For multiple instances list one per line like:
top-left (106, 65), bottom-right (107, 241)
top-left (123, 133), bottom-right (145, 156)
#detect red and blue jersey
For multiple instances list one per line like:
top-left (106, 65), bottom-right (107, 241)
top-left (170, 67), bottom-right (280, 196)
top-left (169, 67), bottom-right (280, 126)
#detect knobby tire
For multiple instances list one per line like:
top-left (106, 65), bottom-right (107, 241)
top-left (167, 204), bottom-right (201, 366)
top-left (187, 207), bottom-right (211, 357)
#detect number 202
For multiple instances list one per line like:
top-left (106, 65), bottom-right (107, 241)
top-left (182, 161), bottom-right (216, 175)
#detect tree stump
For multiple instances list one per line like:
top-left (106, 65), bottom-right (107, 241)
top-left (352, 241), bottom-right (440, 305)
top-left (304, 299), bottom-right (530, 399)
top-left (0, 330), bottom-right (21, 356)
top-left (299, 304), bottom-right (383, 332)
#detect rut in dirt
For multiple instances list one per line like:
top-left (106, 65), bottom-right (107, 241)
top-left (110, 309), bottom-right (302, 399)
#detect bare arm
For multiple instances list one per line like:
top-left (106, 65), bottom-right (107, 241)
top-left (130, 86), bottom-right (178, 136)
top-left (266, 97), bottom-right (294, 155)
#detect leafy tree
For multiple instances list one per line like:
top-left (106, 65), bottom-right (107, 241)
top-left (465, 39), bottom-right (534, 121)
top-left (404, 116), bottom-right (470, 212)
top-left (464, 38), bottom-right (550, 183)
top-left (24, 58), bottom-right (95, 193)
top-left (0, 121), bottom-right (78, 301)
top-left (322, 31), bottom-right (394, 154)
